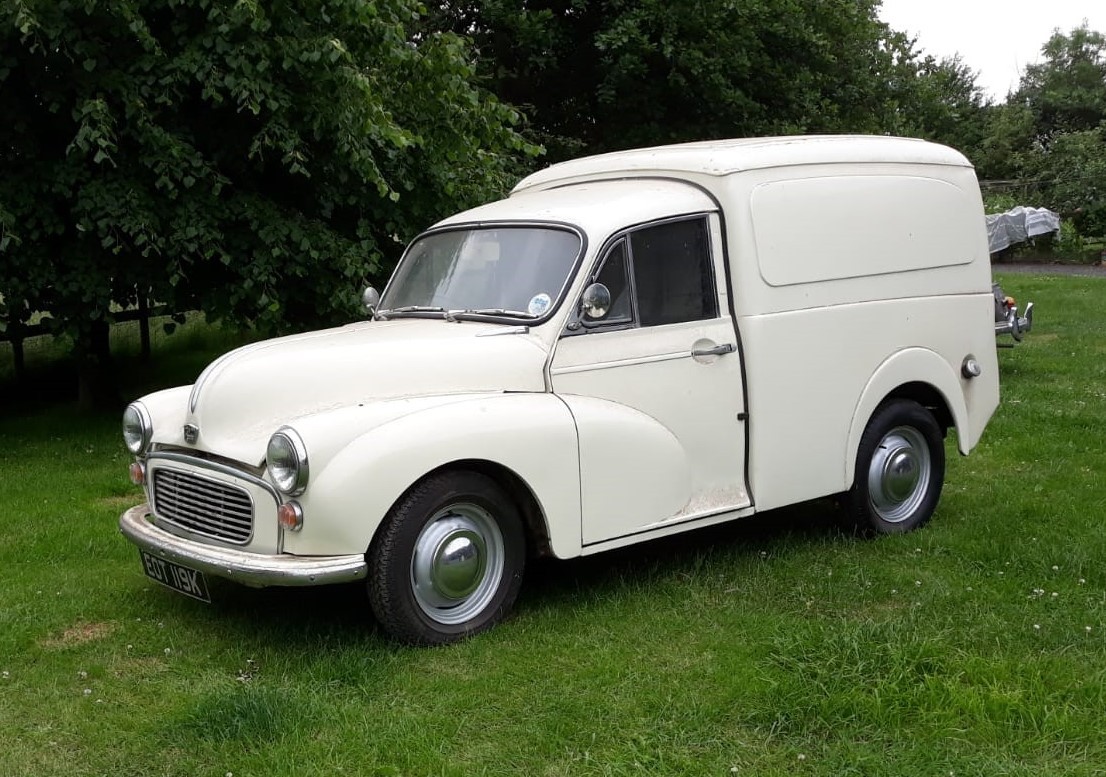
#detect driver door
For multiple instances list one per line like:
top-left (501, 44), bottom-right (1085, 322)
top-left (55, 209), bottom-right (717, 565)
top-left (550, 214), bottom-right (751, 545)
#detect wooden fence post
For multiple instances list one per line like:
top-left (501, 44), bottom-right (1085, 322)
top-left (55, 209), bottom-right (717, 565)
top-left (139, 296), bottom-right (151, 362)
top-left (12, 338), bottom-right (25, 380)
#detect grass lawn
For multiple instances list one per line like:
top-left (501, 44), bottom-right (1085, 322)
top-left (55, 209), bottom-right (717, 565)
top-left (1, 272), bottom-right (1103, 776)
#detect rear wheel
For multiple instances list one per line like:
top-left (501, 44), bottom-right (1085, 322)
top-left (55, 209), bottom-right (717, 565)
top-left (367, 471), bottom-right (525, 645)
top-left (845, 399), bottom-right (945, 535)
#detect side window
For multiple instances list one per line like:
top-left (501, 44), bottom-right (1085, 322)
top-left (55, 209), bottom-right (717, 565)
top-left (629, 218), bottom-right (718, 326)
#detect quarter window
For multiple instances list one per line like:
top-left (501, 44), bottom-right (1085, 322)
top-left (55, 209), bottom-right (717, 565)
top-left (595, 240), bottom-right (633, 323)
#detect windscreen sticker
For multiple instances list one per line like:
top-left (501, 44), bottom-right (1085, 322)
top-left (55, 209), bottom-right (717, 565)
top-left (527, 293), bottom-right (552, 316)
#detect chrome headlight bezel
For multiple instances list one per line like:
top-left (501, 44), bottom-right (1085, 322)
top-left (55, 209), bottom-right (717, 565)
top-left (266, 427), bottom-right (309, 496)
top-left (122, 402), bottom-right (153, 456)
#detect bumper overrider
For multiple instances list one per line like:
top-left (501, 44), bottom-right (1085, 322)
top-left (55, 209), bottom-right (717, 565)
top-left (995, 301), bottom-right (1034, 341)
top-left (120, 504), bottom-right (368, 587)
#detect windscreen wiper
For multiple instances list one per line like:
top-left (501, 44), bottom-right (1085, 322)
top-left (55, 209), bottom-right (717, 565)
top-left (454, 308), bottom-right (538, 320)
top-left (375, 305), bottom-right (448, 320)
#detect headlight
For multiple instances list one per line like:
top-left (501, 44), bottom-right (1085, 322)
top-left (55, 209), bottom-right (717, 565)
top-left (122, 402), bottom-right (153, 455)
top-left (266, 428), bottom-right (309, 496)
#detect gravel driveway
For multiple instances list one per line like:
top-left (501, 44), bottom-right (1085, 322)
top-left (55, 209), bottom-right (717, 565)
top-left (994, 262), bottom-right (1106, 277)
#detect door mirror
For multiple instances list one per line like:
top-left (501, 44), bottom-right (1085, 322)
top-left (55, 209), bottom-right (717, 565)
top-left (581, 283), bottom-right (611, 320)
top-left (362, 286), bottom-right (380, 317)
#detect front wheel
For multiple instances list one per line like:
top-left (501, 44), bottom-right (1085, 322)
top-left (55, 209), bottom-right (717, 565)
top-left (367, 471), bottom-right (526, 645)
top-left (845, 399), bottom-right (945, 535)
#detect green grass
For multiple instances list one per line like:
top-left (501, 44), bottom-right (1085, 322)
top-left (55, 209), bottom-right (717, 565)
top-left (1, 272), bottom-right (1104, 776)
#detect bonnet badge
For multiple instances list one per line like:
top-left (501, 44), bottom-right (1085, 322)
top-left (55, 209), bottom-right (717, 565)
top-left (183, 423), bottom-right (199, 444)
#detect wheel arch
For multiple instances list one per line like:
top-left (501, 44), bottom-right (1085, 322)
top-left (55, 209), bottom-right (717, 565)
top-left (413, 459), bottom-right (554, 559)
top-left (844, 348), bottom-right (968, 488)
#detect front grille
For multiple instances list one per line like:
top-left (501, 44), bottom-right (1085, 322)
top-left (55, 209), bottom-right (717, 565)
top-left (152, 468), bottom-right (254, 544)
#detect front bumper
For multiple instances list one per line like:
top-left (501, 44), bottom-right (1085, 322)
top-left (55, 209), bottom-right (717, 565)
top-left (120, 503), bottom-right (368, 587)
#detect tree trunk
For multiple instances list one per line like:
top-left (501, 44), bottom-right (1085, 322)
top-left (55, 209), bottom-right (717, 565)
top-left (76, 318), bottom-right (120, 410)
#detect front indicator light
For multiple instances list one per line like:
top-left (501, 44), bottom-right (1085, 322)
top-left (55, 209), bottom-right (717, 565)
top-left (129, 461), bottom-right (146, 486)
top-left (278, 501), bottom-right (304, 531)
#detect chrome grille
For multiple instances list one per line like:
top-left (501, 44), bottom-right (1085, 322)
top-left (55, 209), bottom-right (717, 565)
top-left (152, 469), bottom-right (254, 544)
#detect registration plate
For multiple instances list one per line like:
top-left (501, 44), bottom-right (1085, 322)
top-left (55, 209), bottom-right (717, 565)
top-left (139, 551), bottom-right (211, 603)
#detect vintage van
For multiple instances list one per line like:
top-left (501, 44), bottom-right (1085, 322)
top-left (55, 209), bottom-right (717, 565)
top-left (120, 135), bottom-right (1000, 644)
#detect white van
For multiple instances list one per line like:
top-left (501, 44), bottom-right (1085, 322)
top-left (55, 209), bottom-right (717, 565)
top-left (120, 136), bottom-right (1000, 644)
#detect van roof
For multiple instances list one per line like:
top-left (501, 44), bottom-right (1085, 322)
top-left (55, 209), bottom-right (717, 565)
top-left (512, 135), bottom-right (972, 194)
top-left (437, 179), bottom-right (715, 236)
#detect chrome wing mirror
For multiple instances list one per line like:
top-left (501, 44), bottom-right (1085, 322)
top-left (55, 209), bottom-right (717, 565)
top-left (581, 282), bottom-right (611, 320)
top-left (362, 286), bottom-right (380, 317)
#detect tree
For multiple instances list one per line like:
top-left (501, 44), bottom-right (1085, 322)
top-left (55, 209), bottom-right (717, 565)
top-left (426, 0), bottom-right (924, 162)
top-left (996, 25), bottom-right (1106, 237)
top-left (1009, 126), bottom-right (1106, 238)
top-left (1017, 24), bottom-right (1106, 142)
top-left (1, 0), bottom-right (535, 406)
top-left (969, 101), bottom-right (1036, 181)
top-left (892, 53), bottom-right (993, 167)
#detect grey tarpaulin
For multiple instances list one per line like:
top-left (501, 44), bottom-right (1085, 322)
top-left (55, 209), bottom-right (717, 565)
top-left (986, 206), bottom-right (1061, 254)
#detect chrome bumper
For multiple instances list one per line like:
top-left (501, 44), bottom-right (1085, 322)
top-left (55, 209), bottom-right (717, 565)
top-left (120, 503), bottom-right (368, 588)
top-left (995, 301), bottom-right (1034, 341)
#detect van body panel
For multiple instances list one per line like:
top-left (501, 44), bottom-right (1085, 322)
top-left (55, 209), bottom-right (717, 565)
top-left (738, 294), bottom-right (998, 512)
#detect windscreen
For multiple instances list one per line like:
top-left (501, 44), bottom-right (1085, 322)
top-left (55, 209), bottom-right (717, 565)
top-left (381, 226), bottom-right (582, 319)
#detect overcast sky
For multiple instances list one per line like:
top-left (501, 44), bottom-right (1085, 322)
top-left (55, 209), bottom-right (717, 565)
top-left (878, 0), bottom-right (1106, 100)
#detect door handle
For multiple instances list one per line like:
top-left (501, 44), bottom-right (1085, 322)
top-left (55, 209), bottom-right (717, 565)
top-left (691, 343), bottom-right (735, 357)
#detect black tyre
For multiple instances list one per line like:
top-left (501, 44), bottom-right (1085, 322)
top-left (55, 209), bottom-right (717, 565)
top-left (367, 470), bottom-right (526, 645)
top-left (845, 399), bottom-right (945, 535)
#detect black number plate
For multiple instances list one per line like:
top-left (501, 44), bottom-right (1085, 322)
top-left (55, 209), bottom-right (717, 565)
top-left (139, 551), bottom-right (211, 603)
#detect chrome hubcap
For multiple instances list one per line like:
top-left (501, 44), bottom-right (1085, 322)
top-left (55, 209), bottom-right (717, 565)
top-left (867, 426), bottom-right (931, 523)
top-left (433, 530), bottom-right (485, 599)
top-left (411, 503), bottom-right (504, 625)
